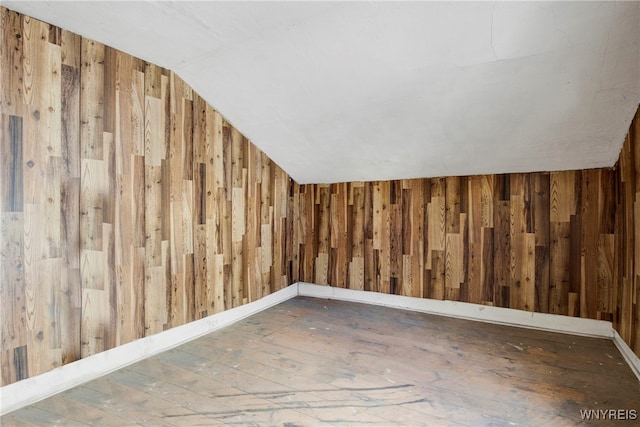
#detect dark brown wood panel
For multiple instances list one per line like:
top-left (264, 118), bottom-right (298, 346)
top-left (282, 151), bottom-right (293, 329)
top-left (616, 109), bottom-right (640, 354)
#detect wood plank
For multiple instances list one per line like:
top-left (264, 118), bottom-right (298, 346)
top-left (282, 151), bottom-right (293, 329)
top-left (550, 171), bottom-right (575, 223)
top-left (79, 39), bottom-right (106, 356)
top-left (166, 72), bottom-right (186, 327)
top-left (79, 38), bottom-right (104, 161)
top-left (272, 166), bottom-right (287, 290)
top-left (80, 157), bottom-right (106, 253)
top-left (580, 169), bottom-right (600, 318)
top-left (61, 30), bottom-right (80, 69)
top-left (315, 185), bottom-right (330, 285)
top-left (467, 176), bottom-right (483, 304)
top-left (493, 200), bottom-right (511, 307)
top-left (510, 174), bottom-right (535, 311)
top-left (389, 185), bottom-right (402, 290)
top-left (533, 173), bottom-right (550, 313)
top-left (428, 178), bottom-right (446, 253)
top-left (332, 184), bottom-right (349, 288)
top-left (144, 62), bottom-right (162, 99)
top-left (445, 176), bottom-right (460, 234)
top-left (21, 15), bottom-right (46, 107)
top-left (550, 222), bottom-right (570, 315)
top-left (246, 146), bottom-right (259, 302)
top-left (430, 249), bottom-right (445, 300)
top-left (481, 226), bottom-right (494, 304)
top-left (351, 184), bottom-right (365, 282)
top-left (408, 179), bottom-right (425, 298)
top-left (131, 155), bottom-right (145, 247)
top-left (597, 234), bottom-right (614, 320)
top-left (130, 69), bottom-right (145, 156)
top-left (1, 9), bottom-right (25, 116)
top-left (0, 212), bottom-right (27, 383)
top-left (445, 232), bottom-right (463, 292)
top-left (569, 212), bottom-right (582, 316)
top-left (80, 288), bottom-right (108, 357)
top-left (193, 224), bottom-right (207, 319)
top-left (1, 115), bottom-right (23, 212)
top-left (377, 181), bottom-right (391, 293)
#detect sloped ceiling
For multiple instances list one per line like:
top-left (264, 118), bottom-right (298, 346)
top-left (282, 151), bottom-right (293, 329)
top-left (5, 1), bottom-right (639, 184)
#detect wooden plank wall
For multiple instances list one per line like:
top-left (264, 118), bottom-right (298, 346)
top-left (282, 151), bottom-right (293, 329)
top-left (616, 109), bottom-right (640, 355)
top-left (0, 8), bottom-right (299, 386)
top-left (1, 10), bottom-right (82, 388)
top-left (297, 109), bottom-right (640, 357)
top-left (1, 7), bottom-right (638, 387)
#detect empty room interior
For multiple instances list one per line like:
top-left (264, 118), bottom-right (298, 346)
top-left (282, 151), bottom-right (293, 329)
top-left (1, 1), bottom-right (640, 426)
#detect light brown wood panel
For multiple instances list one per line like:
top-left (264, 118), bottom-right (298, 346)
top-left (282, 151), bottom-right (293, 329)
top-left (273, 165), bottom-right (290, 291)
top-left (330, 183), bottom-right (349, 288)
top-left (349, 183), bottom-right (365, 291)
top-left (404, 179), bottom-right (425, 298)
top-left (376, 181), bottom-right (391, 294)
top-left (245, 143), bottom-right (259, 302)
top-left (1, 8), bottom-right (300, 386)
top-left (314, 185), bottom-right (330, 285)
top-left (428, 178), bottom-right (446, 300)
top-left (1, 9), bottom-right (25, 117)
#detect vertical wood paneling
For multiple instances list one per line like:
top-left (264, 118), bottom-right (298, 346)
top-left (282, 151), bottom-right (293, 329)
top-left (79, 36), bottom-right (110, 358)
top-left (533, 173), bottom-right (550, 313)
top-left (1, 9), bottom-right (25, 117)
top-left (428, 178), bottom-right (446, 300)
top-left (297, 110), bottom-right (640, 358)
top-left (143, 63), bottom-right (166, 335)
top-left (1, 7), bottom-right (639, 386)
top-left (59, 40), bottom-right (81, 364)
top-left (364, 182), bottom-right (374, 292)
top-left (1, 8), bottom-right (300, 386)
top-left (350, 182), bottom-right (365, 291)
top-left (615, 110), bottom-right (640, 354)
top-left (315, 185), bottom-right (330, 285)
top-left (407, 179), bottom-right (426, 298)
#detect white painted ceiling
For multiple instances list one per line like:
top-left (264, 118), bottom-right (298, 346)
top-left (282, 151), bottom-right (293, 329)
top-left (5, 1), bottom-right (640, 184)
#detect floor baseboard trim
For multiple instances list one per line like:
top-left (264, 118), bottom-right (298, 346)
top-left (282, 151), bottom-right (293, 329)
top-left (0, 284), bottom-right (299, 416)
top-left (297, 283), bottom-right (640, 380)
top-left (613, 331), bottom-right (640, 381)
top-left (296, 282), bottom-right (614, 339)
top-left (3, 281), bottom-right (638, 415)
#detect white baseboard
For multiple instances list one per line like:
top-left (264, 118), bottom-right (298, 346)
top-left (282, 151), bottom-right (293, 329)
top-left (3, 281), bottom-right (638, 416)
top-left (0, 284), bottom-right (298, 416)
top-left (297, 283), bottom-right (614, 339)
top-left (613, 330), bottom-right (640, 381)
top-left (298, 283), bottom-right (640, 381)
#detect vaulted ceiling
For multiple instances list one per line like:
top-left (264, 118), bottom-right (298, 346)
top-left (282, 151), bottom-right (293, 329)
top-left (5, 1), bottom-right (640, 184)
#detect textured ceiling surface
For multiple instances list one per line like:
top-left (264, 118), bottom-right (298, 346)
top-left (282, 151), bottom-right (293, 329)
top-left (5, 1), bottom-right (640, 184)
